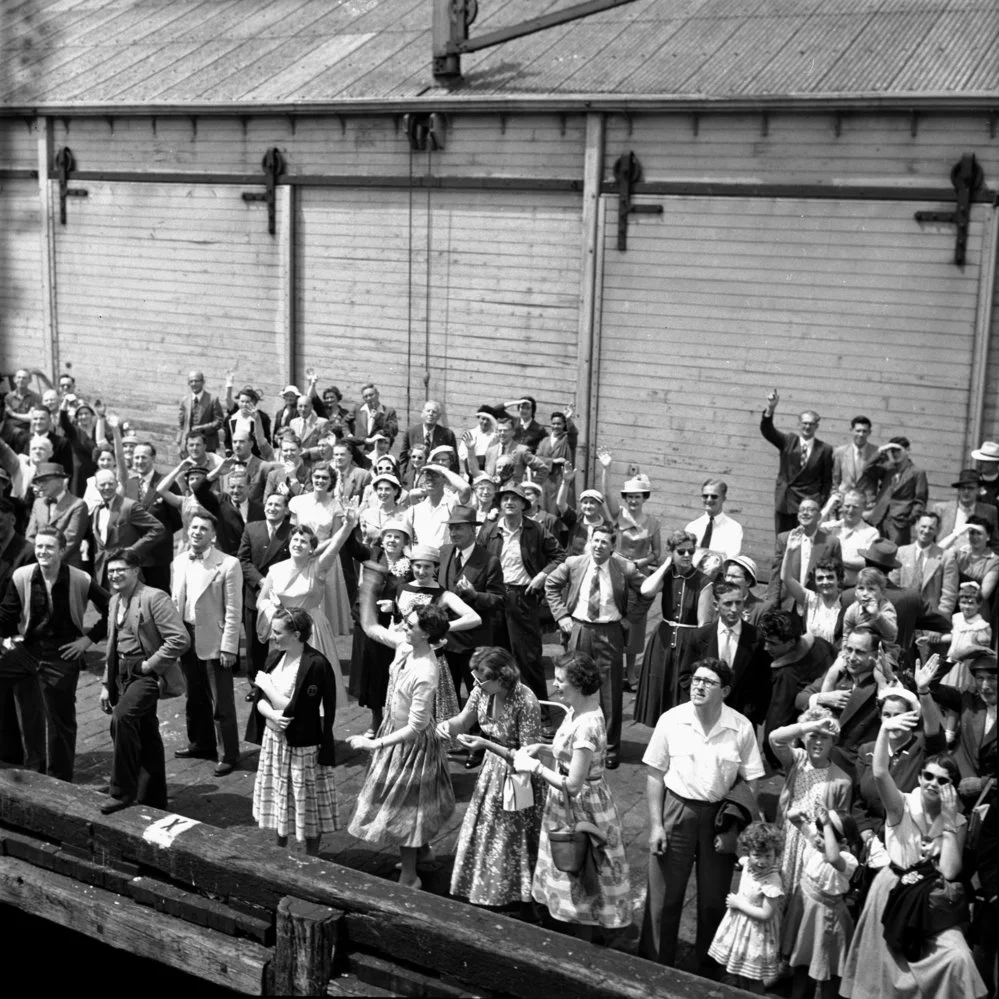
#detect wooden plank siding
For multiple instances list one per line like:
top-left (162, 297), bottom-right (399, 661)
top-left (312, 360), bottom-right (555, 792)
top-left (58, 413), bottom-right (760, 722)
top-left (983, 238), bottom-right (999, 444)
top-left (593, 194), bottom-right (985, 569)
top-left (51, 181), bottom-right (285, 453)
top-left (0, 179), bottom-right (45, 373)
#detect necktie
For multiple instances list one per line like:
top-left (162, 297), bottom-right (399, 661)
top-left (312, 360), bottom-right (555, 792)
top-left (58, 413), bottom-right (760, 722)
top-left (45, 498), bottom-right (56, 523)
top-left (267, 524), bottom-right (274, 541)
top-left (700, 515), bottom-right (714, 550)
top-left (455, 550), bottom-right (463, 575)
top-left (137, 477), bottom-right (147, 501)
top-left (424, 430), bottom-right (433, 451)
top-left (189, 551), bottom-right (203, 561)
top-left (722, 628), bottom-right (735, 666)
top-left (916, 549), bottom-right (925, 578)
top-left (587, 566), bottom-right (601, 622)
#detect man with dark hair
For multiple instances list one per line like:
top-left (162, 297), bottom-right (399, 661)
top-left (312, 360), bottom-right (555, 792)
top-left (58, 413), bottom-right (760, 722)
top-left (185, 430), bottom-right (223, 476)
top-left (192, 467), bottom-right (263, 556)
top-left (545, 522), bottom-right (646, 767)
top-left (864, 437), bottom-right (928, 545)
top-left (124, 441), bottom-right (182, 593)
top-left (469, 412), bottom-right (548, 486)
top-left (759, 388), bottom-right (834, 535)
top-left (177, 370), bottom-right (225, 454)
top-left (224, 384), bottom-right (272, 458)
top-left (99, 547), bottom-right (189, 813)
top-left (91, 468), bottom-right (166, 587)
top-left (0, 525), bottom-right (109, 780)
top-left (891, 512), bottom-right (959, 619)
top-left (933, 468), bottom-right (999, 548)
top-left (351, 382), bottom-right (398, 449)
top-left (264, 434), bottom-right (310, 499)
top-left (506, 395), bottom-right (546, 453)
top-left (684, 477), bottom-right (743, 567)
top-left (823, 415), bottom-right (878, 517)
top-left (641, 656), bottom-right (765, 971)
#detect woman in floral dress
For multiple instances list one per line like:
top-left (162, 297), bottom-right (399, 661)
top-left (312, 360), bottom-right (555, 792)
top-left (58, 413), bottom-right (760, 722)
top-left (439, 647), bottom-right (543, 908)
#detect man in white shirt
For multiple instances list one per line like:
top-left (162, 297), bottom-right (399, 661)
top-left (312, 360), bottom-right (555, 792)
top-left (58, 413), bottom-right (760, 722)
top-left (640, 658), bottom-right (764, 970)
top-left (405, 463), bottom-right (472, 547)
top-left (685, 478), bottom-right (743, 572)
top-left (821, 488), bottom-right (881, 585)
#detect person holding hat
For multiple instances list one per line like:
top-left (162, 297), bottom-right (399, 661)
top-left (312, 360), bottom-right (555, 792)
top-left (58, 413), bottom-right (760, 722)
top-left (934, 468), bottom-right (999, 549)
top-left (478, 483), bottom-right (566, 720)
top-left (404, 461), bottom-right (471, 548)
top-left (25, 462), bottom-right (88, 568)
top-left (683, 477), bottom-right (742, 569)
top-left (863, 436), bottom-right (928, 546)
top-left (225, 384), bottom-right (272, 459)
top-left (972, 440), bottom-right (999, 510)
top-left (177, 370), bottom-right (225, 454)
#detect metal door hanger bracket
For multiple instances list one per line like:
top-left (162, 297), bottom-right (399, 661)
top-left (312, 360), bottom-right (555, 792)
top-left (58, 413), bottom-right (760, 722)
top-left (914, 153), bottom-right (984, 265)
top-left (242, 147), bottom-right (286, 235)
top-left (54, 147), bottom-right (88, 225)
top-left (613, 152), bottom-right (663, 251)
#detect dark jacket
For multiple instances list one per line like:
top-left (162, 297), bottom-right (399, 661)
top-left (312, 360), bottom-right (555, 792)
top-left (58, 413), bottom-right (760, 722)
top-left (245, 644), bottom-right (337, 765)
top-left (237, 519), bottom-right (292, 611)
top-left (124, 471), bottom-right (182, 569)
top-left (477, 516), bottom-right (565, 581)
top-left (192, 478), bottom-right (264, 556)
top-left (439, 542), bottom-right (505, 652)
top-left (760, 412), bottom-right (834, 515)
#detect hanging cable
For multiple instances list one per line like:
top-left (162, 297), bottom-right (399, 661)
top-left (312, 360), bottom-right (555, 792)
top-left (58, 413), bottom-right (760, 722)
top-left (423, 143), bottom-right (432, 398)
top-left (405, 143), bottom-right (414, 420)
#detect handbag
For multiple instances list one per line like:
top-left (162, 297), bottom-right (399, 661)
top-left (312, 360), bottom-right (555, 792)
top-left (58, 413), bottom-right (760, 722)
top-left (156, 659), bottom-right (186, 699)
top-left (547, 779), bottom-right (590, 874)
top-left (502, 770), bottom-right (535, 812)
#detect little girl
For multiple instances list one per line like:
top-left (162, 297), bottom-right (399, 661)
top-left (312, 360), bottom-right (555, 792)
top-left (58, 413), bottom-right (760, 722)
top-left (708, 821), bottom-right (785, 993)
top-left (940, 581), bottom-right (992, 691)
top-left (769, 707), bottom-right (851, 900)
top-left (781, 806), bottom-right (859, 999)
top-left (843, 568), bottom-right (899, 660)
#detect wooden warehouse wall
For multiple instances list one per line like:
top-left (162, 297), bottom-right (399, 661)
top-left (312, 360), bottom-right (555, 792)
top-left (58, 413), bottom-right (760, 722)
top-left (0, 109), bottom-right (997, 565)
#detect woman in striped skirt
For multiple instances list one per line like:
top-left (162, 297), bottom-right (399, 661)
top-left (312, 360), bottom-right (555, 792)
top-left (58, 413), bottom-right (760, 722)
top-left (250, 608), bottom-right (339, 856)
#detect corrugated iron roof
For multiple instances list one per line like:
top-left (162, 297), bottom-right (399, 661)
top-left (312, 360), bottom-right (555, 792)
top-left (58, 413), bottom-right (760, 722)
top-left (1, 0), bottom-right (996, 111)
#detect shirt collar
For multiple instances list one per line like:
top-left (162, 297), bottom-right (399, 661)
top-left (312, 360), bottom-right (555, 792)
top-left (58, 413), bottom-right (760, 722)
top-left (676, 701), bottom-right (740, 735)
top-left (459, 543), bottom-right (476, 562)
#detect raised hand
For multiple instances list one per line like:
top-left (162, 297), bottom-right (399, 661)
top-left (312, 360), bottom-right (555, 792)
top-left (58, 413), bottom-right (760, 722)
top-left (596, 448), bottom-right (612, 468)
top-left (766, 388), bottom-right (780, 410)
top-left (914, 654), bottom-right (940, 691)
top-left (305, 367), bottom-right (318, 385)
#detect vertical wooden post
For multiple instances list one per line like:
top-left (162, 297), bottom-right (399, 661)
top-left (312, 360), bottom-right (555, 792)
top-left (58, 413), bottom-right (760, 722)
top-left (277, 184), bottom-right (296, 387)
top-left (967, 200), bottom-right (998, 455)
top-left (271, 895), bottom-right (343, 996)
top-left (37, 116), bottom-right (58, 377)
top-left (575, 111), bottom-right (605, 487)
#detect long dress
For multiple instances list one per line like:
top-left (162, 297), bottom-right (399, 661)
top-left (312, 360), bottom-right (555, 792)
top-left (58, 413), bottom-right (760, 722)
top-left (450, 683), bottom-right (544, 906)
top-left (615, 511), bottom-right (660, 656)
top-left (531, 709), bottom-right (631, 928)
top-left (708, 858), bottom-right (784, 983)
top-left (288, 491), bottom-right (353, 636)
top-left (840, 788), bottom-right (986, 998)
top-left (251, 652), bottom-right (339, 841)
top-left (348, 644), bottom-right (455, 847)
top-left (258, 559), bottom-right (347, 712)
top-left (634, 566), bottom-right (711, 727)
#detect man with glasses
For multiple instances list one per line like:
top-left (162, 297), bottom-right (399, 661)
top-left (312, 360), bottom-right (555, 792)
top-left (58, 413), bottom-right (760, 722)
top-left (99, 549), bottom-right (189, 813)
top-left (641, 657), bottom-right (764, 973)
top-left (685, 479), bottom-right (743, 573)
top-left (821, 488), bottom-right (880, 586)
top-left (765, 497), bottom-right (842, 613)
top-left (760, 389), bottom-right (834, 535)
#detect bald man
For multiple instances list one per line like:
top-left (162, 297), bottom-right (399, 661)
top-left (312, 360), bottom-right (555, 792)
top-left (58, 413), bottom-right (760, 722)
top-left (177, 371), bottom-right (225, 454)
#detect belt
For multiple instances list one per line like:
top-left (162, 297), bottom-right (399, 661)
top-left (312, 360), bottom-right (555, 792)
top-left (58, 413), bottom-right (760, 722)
top-left (666, 787), bottom-right (719, 808)
top-left (504, 583), bottom-right (530, 590)
top-left (571, 616), bottom-right (623, 626)
top-left (558, 763), bottom-right (601, 783)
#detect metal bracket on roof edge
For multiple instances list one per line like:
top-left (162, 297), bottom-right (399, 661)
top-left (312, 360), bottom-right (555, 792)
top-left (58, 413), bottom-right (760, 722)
top-left (914, 153), bottom-right (984, 266)
top-left (242, 148), bottom-right (285, 236)
top-left (613, 152), bottom-right (662, 251)
top-left (54, 147), bottom-right (88, 225)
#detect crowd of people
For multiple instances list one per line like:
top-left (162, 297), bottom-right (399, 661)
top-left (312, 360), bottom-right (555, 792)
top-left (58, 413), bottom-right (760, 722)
top-left (0, 364), bottom-right (996, 996)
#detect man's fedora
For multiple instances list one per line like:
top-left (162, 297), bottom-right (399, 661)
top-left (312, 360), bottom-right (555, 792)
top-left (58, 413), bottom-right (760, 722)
top-left (858, 539), bottom-right (902, 571)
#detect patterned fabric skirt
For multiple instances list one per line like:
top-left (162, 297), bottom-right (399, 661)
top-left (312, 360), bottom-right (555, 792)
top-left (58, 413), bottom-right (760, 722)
top-left (252, 728), bottom-right (339, 842)
top-left (434, 649), bottom-right (461, 752)
top-left (348, 716), bottom-right (455, 848)
top-left (532, 778), bottom-right (631, 928)
top-left (708, 908), bottom-right (782, 983)
top-left (781, 879), bottom-right (853, 981)
top-left (450, 753), bottom-right (544, 907)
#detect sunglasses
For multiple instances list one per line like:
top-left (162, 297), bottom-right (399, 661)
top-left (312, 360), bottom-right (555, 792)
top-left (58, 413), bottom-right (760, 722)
top-left (920, 770), bottom-right (951, 786)
top-left (702, 493), bottom-right (720, 500)
top-left (675, 547), bottom-right (696, 555)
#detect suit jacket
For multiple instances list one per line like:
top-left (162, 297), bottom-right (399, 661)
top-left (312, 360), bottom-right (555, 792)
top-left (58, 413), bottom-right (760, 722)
top-left (102, 582), bottom-right (190, 705)
top-left (677, 621), bottom-right (772, 724)
top-left (335, 465), bottom-right (373, 506)
top-left (513, 419), bottom-right (547, 453)
top-left (171, 547), bottom-right (243, 659)
top-left (177, 391), bottom-right (225, 451)
top-left (544, 551), bottom-right (645, 626)
top-left (124, 471), bottom-right (182, 568)
top-left (351, 404), bottom-right (398, 446)
top-left (932, 499), bottom-right (999, 547)
top-left (26, 491), bottom-right (89, 566)
top-left (237, 519), bottom-right (292, 611)
top-left (244, 644), bottom-right (337, 764)
top-left (289, 414), bottom-right (329, 452)
top-left (224, 410), bottom-right (272, 458)
top-left (891, 542), bottom-right (959, 617)
top-left (478, 516), bottom-right (565, 582)
top-left (91, 495), bottom-right (167, 581)
top-left (797, 670), bottom-right (881, 776)
top-left (0, 533), bottom-right (35, 596)
top-left (933, 685), bottom-right (998, 780)
top-left (264, 462), bottom-right (310, 500)
top-left (765, 529), bottom-right (844, 611)
top-left (866, 458), bottom-right (928, 532)
top-left (439, 542), bottom-right (505, 652)
top-left (831, 442), bottom-right (879, 496)
top-left (223, 455), bottom-right (272, 506)
top-left (760, 413), bottom-right (834, 514)
top-left (192, 478), bottom-right (263, 556)
top-left (399, 423), bottom-right (458, 477)
top-left (480, 441), bottom-right (548, 484)
top-left (271, 404), bottom-right (298, 446)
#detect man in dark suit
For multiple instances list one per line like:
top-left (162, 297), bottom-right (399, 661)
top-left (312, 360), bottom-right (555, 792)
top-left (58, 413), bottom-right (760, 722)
top-left (177, 370), bottom-right (226, 454)
top-left (933, 468), bottom-right (999, 547)
top-left (90, 468), bottom-right (165, 587)
top-left (237, 492), bottom-right (292, 691)
top-left (760, 388), bottom-right (834, 535)
top-left (439, 506), bottom-right (505, 704)
top-left (349, 382), bottom-right (399, 450)
top-left (219, 429), bottom-right (273, 504)
top-left (25, 462), bottom-right (88, 567)
top-left (765, 498), bottom-right (843, 611)
top-left (545, 523), bottom-right (647, 767)
top-left (399, 400), bottom-right (457, 478)
top-left (864, 437), bottom-right (928, 545)
top-left (478, 484), bottom-right (565, 722)
top-left (123, 442), bottom-right (182, 593)
top-left (678, 581), bottom-right (771, 725)
top-left (192, 469), bottom-right (264, 556)
top-left (14, 406), bottom-right (73, 474)
top-left (98, 547), bottom-right (190, 813)
top-left (264, 435), bottom-right (311, 500)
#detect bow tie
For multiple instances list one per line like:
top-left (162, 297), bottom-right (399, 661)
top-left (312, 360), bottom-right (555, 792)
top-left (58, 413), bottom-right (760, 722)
top-left (189, 551), bottom-right (205, 561)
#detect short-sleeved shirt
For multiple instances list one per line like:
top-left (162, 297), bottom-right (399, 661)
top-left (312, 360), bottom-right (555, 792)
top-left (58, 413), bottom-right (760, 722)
top-left (406, 495), bottom-right (458, 548)
top-left (642, 701), bottom-right (764, 802)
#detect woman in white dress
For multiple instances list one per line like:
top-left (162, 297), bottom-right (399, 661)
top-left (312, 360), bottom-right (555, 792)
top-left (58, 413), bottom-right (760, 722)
top-left (287, 462), bottom-right (353, 636)
top-left (257, 508), bottom-right (359, 713)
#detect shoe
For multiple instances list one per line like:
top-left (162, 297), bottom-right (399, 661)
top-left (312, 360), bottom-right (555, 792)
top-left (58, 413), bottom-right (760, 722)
top-left (213, 762), bottom-right (235, 777)
top-left (464, 750), bottom-right (485, 770)
top-left (174, 747), bottom-right (215, 760)
top-left (605, 754), bottom-right (620, 770)
top-left (100, 796), bottom-right (135, 815)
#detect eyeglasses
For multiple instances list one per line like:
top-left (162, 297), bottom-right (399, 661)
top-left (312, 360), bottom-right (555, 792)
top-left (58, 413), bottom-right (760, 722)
top-left (690, 676), bottom-right (721, 688)
top-left (920, 770), bottom-right (951, 786)
top-left (702, 494), bottom-right (720, 500)
top-left (674, 547), bottom-right (696, 556)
